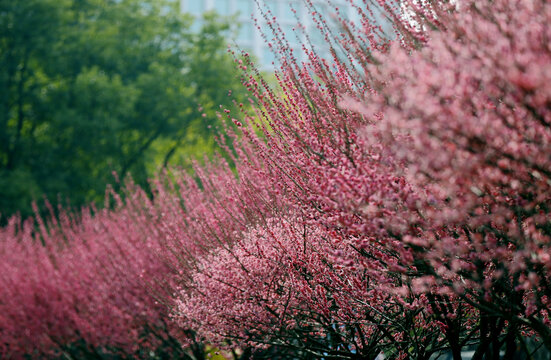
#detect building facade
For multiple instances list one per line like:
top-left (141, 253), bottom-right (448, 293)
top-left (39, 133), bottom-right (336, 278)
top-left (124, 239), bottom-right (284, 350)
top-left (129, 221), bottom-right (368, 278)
top-left (180, 0), bottom-right (376, 70)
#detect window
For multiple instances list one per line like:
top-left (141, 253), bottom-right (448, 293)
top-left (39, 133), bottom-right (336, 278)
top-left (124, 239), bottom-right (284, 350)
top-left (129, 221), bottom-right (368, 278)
top-left (283, 0), bottom-right (299, 20)
top-left (237, 23), bottom-right (254, 42)
top-left (263, 0), bottom-right (278, 17)
top-left (237, 0), bottom-right (253, 18)
top-left (316, 3), bottom-right (328, 17)
top-left (312, 27), bottom-right (325, 46)
top-left (187, 1), bottom-right (204, 15)
top-left (263, 46), bottom-right (277, 65)
top-left (283, 23), bottom-right (299, 45)
top-left (214, 0), bottom-right (230, 14)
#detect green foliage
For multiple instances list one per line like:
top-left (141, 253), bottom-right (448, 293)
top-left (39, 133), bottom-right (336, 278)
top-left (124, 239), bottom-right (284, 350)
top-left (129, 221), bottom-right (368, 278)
top-left (0, 0), bottom-right (247, 220)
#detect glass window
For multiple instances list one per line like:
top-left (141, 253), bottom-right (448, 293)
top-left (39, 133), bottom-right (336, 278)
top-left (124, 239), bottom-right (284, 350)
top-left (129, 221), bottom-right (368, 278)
top-left (214, 0), bottom-right (230, 14)
top-left (236, 0), bottom-right (253, 18)
top-left (187, 1), bottom-right (204, 15)
top-left (263, 0), bottom-right (278, 17)
top-left (191, 20), bottom-right (202, 33)
top-left (237, 23), bottom-right (254, 42)
top-left (283, 0), bottom-right (299, 20)
top-left (283, 23), bottom-right (298, 45)
top-left (328, 1), bottom-right (349, 20)
top-left (263, 46), bottom-right (277, 66)
top-left (316, 3), bottom-right (328, 17)
top-left (311, 27), bottom-right (325, 47)
top-left (292, 47), bottom-right (302, 58)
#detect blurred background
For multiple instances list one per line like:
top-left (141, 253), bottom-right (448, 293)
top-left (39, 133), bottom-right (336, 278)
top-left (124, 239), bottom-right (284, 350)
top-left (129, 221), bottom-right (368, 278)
top-left (0, 0), bottom-right (250, 221)
top-left (181, 0), bottom-right (366, 70)
top-left (0, 0), bottom-right (388, 221)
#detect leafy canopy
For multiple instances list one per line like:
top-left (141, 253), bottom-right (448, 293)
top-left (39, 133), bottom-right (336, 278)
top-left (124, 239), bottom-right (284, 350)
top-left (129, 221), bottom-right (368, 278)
top-left (0, 0), bottom-right (247, 220)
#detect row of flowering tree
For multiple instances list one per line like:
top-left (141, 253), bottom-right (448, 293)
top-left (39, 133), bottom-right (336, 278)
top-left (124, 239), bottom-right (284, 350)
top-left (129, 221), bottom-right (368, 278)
top-left (1, 0), bottom-right (550, 359)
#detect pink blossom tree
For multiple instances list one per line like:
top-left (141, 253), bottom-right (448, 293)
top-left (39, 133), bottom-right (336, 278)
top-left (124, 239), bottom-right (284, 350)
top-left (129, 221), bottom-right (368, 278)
top-left (2, 0), bottom-right (550, 359)
top-left (176, 1), bottom-right (457, 358)
top-left (0, 197), bottom-right (186, 358)
top-left (345, 0), bottom-right (551, 355)
top-left (176, 0), bottom-right (551, 358)
top-left (0, 150), bottom-right (284, 358)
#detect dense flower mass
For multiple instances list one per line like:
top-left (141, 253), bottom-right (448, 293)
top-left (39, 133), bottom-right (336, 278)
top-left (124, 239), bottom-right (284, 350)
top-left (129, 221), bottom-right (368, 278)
top-left (1, 0), bottom-right (550, 359)
top-left (176, 0), bottom-right (551, 357)
top-left (359, 0), bottom-right (551, 345)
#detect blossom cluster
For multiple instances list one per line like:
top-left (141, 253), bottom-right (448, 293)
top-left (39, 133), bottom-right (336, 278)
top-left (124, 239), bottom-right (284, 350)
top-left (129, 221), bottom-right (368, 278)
top-left (176, 0), bottom-right (551, 357)
top-left (1, 0), bottom-right (550, 359)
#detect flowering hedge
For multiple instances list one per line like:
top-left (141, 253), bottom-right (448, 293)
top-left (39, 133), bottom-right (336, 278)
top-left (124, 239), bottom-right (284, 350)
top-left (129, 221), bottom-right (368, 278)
top-left (1, 0), bottom-right (550, 359)
top-left (177, 0), bottom-right (551, 357)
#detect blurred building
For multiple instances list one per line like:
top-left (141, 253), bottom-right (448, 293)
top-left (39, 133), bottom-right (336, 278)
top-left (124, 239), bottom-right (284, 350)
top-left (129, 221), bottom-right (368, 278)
top-left (180, 0), bottom-right (389, 70)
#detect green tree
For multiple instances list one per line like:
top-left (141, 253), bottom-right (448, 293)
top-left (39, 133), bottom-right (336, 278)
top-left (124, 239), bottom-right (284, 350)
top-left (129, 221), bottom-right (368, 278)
top-left (0, 0), bottom-right (246, 220)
